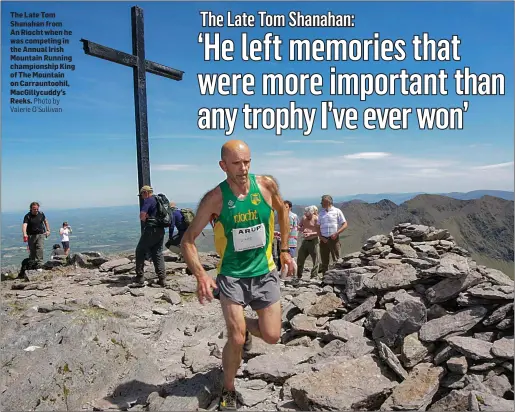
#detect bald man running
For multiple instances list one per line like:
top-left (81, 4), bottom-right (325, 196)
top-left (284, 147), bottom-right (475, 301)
top-left (181, 140), bottom-right (294, 410)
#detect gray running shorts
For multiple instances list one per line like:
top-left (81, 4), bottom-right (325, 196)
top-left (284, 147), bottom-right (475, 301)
top-left (215, 270), bottom-right (281, 311)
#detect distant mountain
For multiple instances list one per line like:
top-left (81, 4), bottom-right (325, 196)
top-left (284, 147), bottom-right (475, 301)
top-left (290, 190), bottom-right (514, 206)
top-left (438, 190), bottom-right (514, 201)
top-left (292, 194), bottom-right (514, 275)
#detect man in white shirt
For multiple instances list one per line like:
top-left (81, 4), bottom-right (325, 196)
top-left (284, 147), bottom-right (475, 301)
top-left (316, 195), bottom-right (347, 273)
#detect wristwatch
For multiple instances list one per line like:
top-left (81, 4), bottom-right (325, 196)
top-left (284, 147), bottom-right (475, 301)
top-left (280, 249), bottom-right (290, 253)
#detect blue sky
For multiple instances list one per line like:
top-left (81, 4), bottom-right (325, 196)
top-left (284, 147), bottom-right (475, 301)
top-left (2, 1), bottom-right (513, 212)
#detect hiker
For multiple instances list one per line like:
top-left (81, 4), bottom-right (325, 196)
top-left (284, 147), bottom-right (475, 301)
top-left (284, 200), bottom-right (299, 258)
top-left (133, 185), bottom-right (168, 287)
top-left (22, 201), bottom-right (50, 266)
top-left (59, 222), bottom-right (72, 256)
top-left (51, 244), bottom-right (66, 258)
top-left (181, 140), bottom-right (294, 411)
top-left (317, 195), bottom-right (348, 274)
top-left (296, 205), bottom-right (320, 280)
top-left (165, 201), bottom-right (192, 255)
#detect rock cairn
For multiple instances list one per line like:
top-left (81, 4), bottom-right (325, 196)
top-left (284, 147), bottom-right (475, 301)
top-left (276, 223), bottom-right (514, 411)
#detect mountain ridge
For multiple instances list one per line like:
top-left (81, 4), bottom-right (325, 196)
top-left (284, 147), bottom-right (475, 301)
top-left (293, 193), bottom-right (514, 275)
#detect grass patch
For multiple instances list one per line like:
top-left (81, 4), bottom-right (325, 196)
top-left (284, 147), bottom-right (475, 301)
top-left (179, 292), bottom-right (196, 302)
top-left (7, 301), bottom-right (27, 315)
top-left (110, 337), bottom-right (136, 361)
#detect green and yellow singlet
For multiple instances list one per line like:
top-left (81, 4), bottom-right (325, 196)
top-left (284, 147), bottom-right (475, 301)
top-left (213, 174), bottom-right (276, 278)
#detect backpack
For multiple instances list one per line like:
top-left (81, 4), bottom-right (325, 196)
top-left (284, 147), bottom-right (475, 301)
top-left (179, 208), bottom-right (195, 227)
top-left (152, 194), bottom-right (172, 228)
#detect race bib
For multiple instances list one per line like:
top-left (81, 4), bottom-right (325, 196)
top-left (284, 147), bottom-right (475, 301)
top-left (232, 223), bottom-right (266, 252)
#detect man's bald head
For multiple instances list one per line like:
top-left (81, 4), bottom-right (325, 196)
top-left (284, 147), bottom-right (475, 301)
top-left (219, 140), bottom-right (252, 186)
top-left (221, 140), bottom-right (250, 161)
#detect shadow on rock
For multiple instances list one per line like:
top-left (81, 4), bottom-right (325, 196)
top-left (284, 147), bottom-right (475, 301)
top-left (102, 380), bottom-right (160, 408)
top-left (147, 367), bottom-right (223, 411)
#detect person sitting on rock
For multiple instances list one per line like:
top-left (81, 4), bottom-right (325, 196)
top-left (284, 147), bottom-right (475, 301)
top-left (51, 244), bottom-right (66, 259)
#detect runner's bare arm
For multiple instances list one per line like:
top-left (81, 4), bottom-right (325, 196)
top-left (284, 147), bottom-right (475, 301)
top-left (259, 175), bottom-right (289, 251)
top-left (181, 187), bottom-right (222, 279)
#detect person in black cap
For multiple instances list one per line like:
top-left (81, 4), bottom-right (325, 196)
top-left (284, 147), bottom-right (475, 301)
top-left (133, 185), bottom-right (167, 287)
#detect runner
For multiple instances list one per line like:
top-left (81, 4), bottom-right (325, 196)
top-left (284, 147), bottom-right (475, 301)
top-left (181, 139), bottom-right (294, 411)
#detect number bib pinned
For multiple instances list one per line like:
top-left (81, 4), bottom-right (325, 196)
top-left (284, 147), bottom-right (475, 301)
top-left (232, 223), bottom-right (266, 252)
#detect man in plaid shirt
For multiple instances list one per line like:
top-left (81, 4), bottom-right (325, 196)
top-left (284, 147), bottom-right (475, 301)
top-left (317, 194), bottom-right (348, 273)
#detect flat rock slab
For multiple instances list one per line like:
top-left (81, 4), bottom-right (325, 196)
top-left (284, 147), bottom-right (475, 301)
top-left (467, 283), bottom-right (514, 300)
top-left (343, 295), bottom-right (377, 323)
top-left (418, 306), bottom-right (487, 342)
top-left (373, 300), bottom-right (427, 346)
top-left (480, 268), bottom-right (514, 287)
top-left (447, 356), bottom-right (468, 375)
top-left (380, 363), bottom-right (445, 411)
top-left (427, 389), bottom-right (471, 411)
top-left (165, 262), bottom-right (188, 272)
top-left (99, 258), bottom-right (131, 272)
top-left (445, 336), bottom-right (495, 361)
top-left (434, 253), bottom-right (471, 277)
top-left (392, 244), bottom-right (418, 258)
top-left (491, 337), bottom-right (514, 359)
top-left (152, 369), bottom-right (223, 411)
top-left (401, 332), bottom-right (433, 368)
top-left (288, 354), bottom-right (397, 411)
top-left (413, 244), bottom-right (439, 258)
top-left (291, 292), bottom-right (318, 312)
top-left (483, 303), bottom-right (513, 326)
top-left (290, 314), bottom-right (320, 336)
top-left (326, 319), bottom-right (365, 341)
top-left (162, 291), bottom-right (182, 305)
top-left (364, 264), bottom-right (418, 293)
top-left (425, 271), bottom-right (482, 304)
top-left (235, 379), bottom-right (273, 407)
top-left (175, 276), bottom-right (197, 294)
top-left (310, 337), bottom-right (375, 364)
top-left (401, 258), bottom-right (437, 269)
top-left (182, 344), bottom-right (222, 374)
top-left (469, 390), bottom-right (515, 411)
top-left (305, 293), bottom-right (342, 317)
top-left (112, 263), bottom-right (136, 274)
top-left (246, 346), bottom-right (315, 383)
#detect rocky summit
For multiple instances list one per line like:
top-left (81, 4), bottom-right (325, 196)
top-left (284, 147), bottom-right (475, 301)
top-left (1, 223), bottom-right (513, 411)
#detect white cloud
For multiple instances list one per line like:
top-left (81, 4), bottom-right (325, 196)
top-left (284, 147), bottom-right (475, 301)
top-left (287, 140), bottom-right (345, 144)
top-left (343, 152), bottom-right (391, 160)
top-left (152, 164), bottom-right (192, 171)
top-left (395, 158), bottom-right (457, 169)
top-left (472, 161), bottom-right (514, 170)
top-left (468, 143), bottom-right (493, 148)
top-left (265, 151), bottom-right (293, 156)
top-left (249, 151), bottom-right (514, 200)
top-left (151, 134), bottom-right (219, 140)
top-left (403, 168), bottom-right (469, 179)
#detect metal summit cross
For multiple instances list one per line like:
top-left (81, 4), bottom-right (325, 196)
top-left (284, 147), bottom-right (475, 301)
top-left (80, 5), bottom-right (184, 214)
